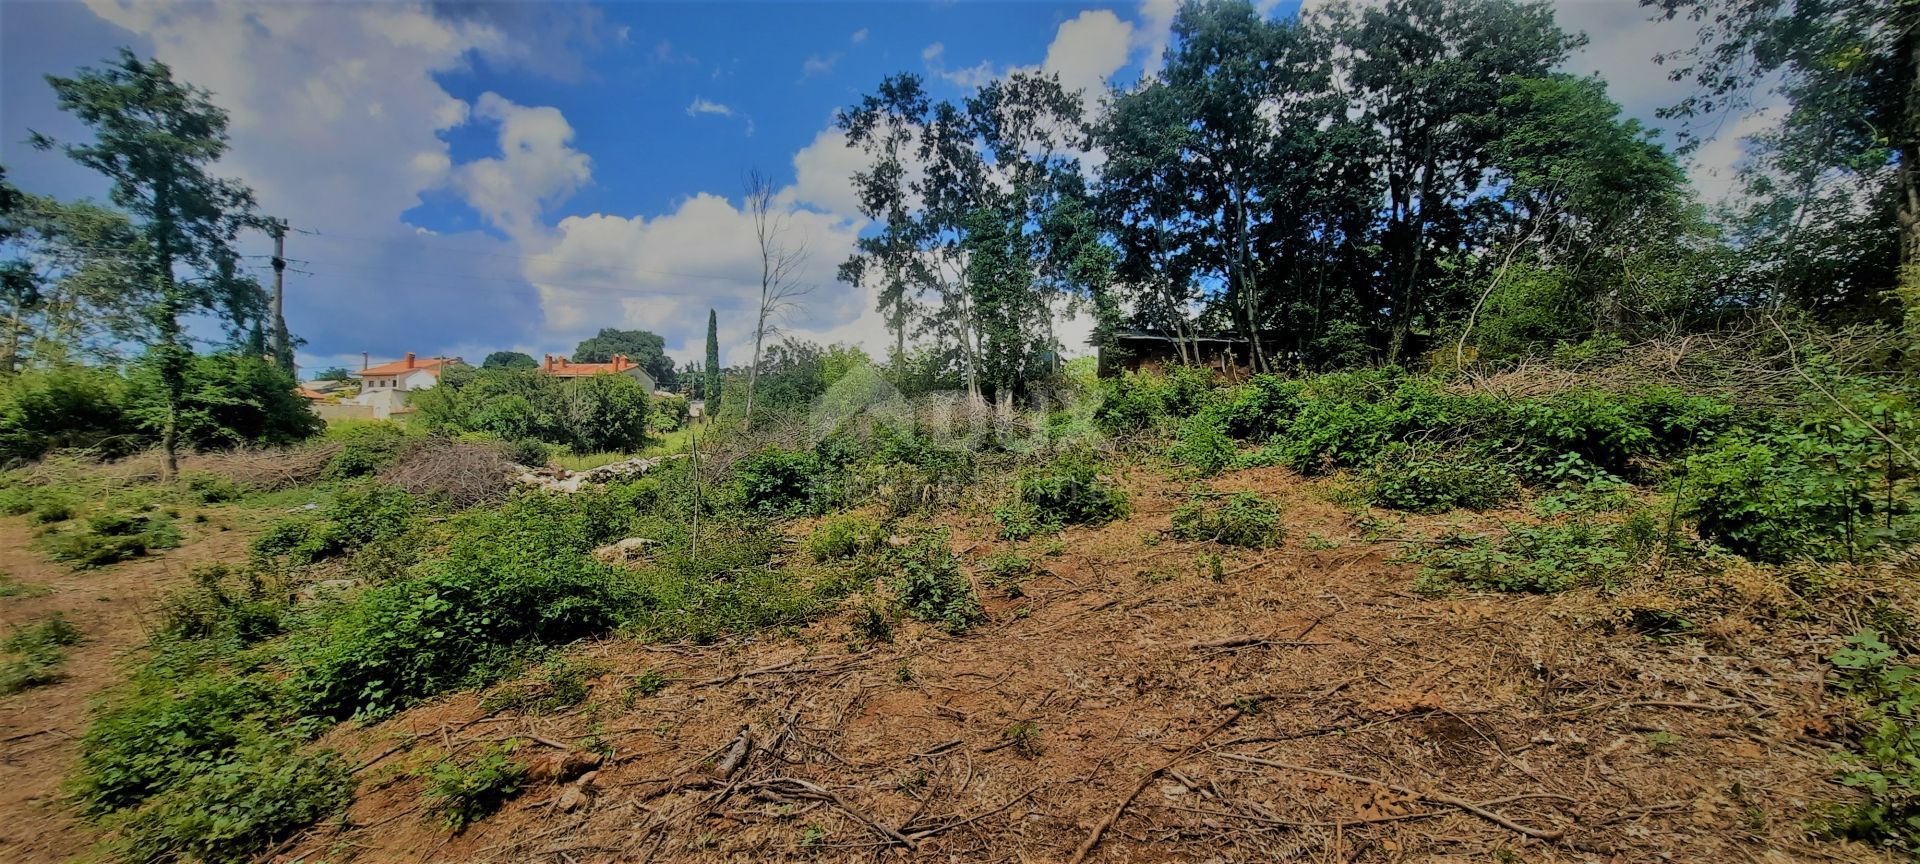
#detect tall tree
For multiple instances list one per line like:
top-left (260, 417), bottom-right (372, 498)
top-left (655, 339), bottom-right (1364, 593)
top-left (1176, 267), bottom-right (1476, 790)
top-left (703, 308), bottom-right (721, 410)
top-left (481, 350), bottom-right (538, 370)
top-left (841, 70), bottom-right (1097, 400)
top-left (31, 50), bottom-right (265, 476)
top-left (571, 327), bottom-right (675, 387)
top-left (743, 169), bottom-right (811, 427)
top-left (1645, 0), bottom-right (1914, 329)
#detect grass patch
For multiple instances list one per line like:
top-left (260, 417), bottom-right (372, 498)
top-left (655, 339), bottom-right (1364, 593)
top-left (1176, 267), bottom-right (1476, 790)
top-left (0, 613), bottom-right (83, 695)
top-left (1171, 492), bottom-right (1284, 548)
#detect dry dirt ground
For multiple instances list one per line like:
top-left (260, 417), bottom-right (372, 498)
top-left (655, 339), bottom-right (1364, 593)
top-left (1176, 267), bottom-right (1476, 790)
top-left (0, 514), bottom-right (249, 864)
top-left (247, 465), bottom-right (1892, 864)
top-left (0, 464), bottom-right (1897, 864)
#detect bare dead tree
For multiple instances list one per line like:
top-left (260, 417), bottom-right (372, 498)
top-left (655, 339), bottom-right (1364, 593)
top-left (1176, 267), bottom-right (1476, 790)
top-left (743, 169), bottom-right (813, 429)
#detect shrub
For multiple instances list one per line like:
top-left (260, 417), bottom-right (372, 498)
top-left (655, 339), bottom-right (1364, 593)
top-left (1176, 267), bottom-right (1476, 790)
top-left (1414, 512), bottom-right (1662, 594)
top-left (733, 447), bottom-right (825, 515)
top-left (886, 529), bottom-right (980, 634)
top-left (1683, 430), bottom-right (1915, 563)
top-left (1009, 449), bottom-right (1127, 529)
top-left (1169, 413), bottom-right (1236, 476)
top-left (77, 676), bottom-right (285, 815)
top-left (561, 373), bottom-right (651, 452)
top-left (1171, 492), bottom-right (1283, 548)
top-left (480, 657), bottom-right (605, 715)
top-left (1823, 630), bottom-right (1920, 853)
top-left (183, 471), bottom-right (247, 503)
top-left (808, 513), bottom-right (884, 561)
top-left (0, 365), bottom-right (140, 464)
top-left (0, 613), bottom-right (83, 695)
top-left (159, 565), bottom-right (284, 645)
top-left (322, 422), bottom-right (416, 480)
top-left (425, 743), bottom-right (526, 832)
top-left (132, 352), bottom-right (321, 451)
top-left (107, 742), bottom-right (352, 864)
top-left (1093, 366), bottom-right (1213, 433)
top-left (505, 438), bottom-right (550, 467)
top-left (1362, 446), bottom-right (1518, 513)
top-left (44, 511), bottom-right (180, 569)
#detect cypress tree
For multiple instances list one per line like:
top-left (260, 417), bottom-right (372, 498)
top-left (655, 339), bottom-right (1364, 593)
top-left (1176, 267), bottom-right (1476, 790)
top-left (703, 308), bottom-right (721, 409)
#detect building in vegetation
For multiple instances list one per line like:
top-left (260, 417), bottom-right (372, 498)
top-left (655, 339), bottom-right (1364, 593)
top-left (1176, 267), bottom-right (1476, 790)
top-left (538, 354), bottom-right (657, 392)
top-left (348, 352), bottom-right (458, 419)
top-left (1099, 329), bottom-right (1266, 379)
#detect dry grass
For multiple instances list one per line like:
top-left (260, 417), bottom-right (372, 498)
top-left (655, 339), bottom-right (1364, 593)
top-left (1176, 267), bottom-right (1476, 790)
top-left (274, 464), bottom-right (1897, 864)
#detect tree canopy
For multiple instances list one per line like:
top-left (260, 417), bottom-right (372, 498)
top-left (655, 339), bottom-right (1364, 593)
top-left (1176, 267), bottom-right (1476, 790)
top-left (572, 328), bottom-right (675, 387)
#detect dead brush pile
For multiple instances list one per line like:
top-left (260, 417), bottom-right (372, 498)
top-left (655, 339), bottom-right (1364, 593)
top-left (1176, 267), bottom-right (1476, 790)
top-left (377, 441), bottom-right (519, 509)
top-left (178, 444), bottom-right (341, 492)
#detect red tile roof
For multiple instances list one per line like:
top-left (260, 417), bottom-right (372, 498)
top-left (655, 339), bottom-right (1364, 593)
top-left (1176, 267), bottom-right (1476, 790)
top-left (352, 354), bottom-right (456, 378)
top-left (539, 354), bottom-right (648, 378)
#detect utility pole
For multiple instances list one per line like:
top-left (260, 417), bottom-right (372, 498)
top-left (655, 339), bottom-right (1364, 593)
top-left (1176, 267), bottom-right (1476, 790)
top-left (269, 218), bottom-right (292, 375)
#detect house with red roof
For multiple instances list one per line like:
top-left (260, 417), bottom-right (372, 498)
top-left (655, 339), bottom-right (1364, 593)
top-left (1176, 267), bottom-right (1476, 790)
top-left (349, 352), bottom-right (460, 419)
top-left (538, 353), bottom-right (656, 392)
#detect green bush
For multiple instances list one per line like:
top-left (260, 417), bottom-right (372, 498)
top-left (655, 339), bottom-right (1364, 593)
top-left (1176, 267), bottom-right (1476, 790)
top-left (732, 447), bottom-right (825, 515)
top-left (808, 513), bottom-right (885, 561)
top-left (1823, 630), bottom-right (1920, 853)
top-left (1171, 492), bottom-right (1283, 548)
top-left (1414, 512), bottom-right (1662, 594)
top-left (132, 353), bottom-right (321, 451)
top-left (1009, 449), bottom-right (1127, 529)
top-left (561, 373), bottom-right (651, 452)
top-left (1362, 446), bottom-right (1518, 513)
top-left (1169, 412), bottom-right (1236, 476)
top-left (44, 511), bottom-right (180, 568)
top-left (886, 529), bottom-right (980, 634)
top-left (183, 471), bottom-right (247, 503)
top-left (0, 365), bottom-right (141, 464)
top-left (1094, 366), bottom-right (1214, 433)
top-left (159, 565), bottom-right (284, 645)
top-left (0, 613), bottom-right (83, 695)
top-left (1683, 430), bottom-right (1915, 563)
top-left (250, 483), bottom-right (417, 566)
top-left (426, 743), bottom-right (526, 832)
top-left (77, 676), bottom-right (285, 815)
top-left (504, 438), bottom-right (550, 467)
top-left (107, 742), bottom-right (351, 864)
top-left (322, 422), bottom-right (416, 480)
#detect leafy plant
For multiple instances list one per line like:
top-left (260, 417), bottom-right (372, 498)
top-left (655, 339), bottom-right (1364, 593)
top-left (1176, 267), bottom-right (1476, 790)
top-left (1003, 449), bottom-right (1128, 536)
top-left (1361, 445), bottom-right (1517, 513)
top-left (807, 513), bottom-right (885, 561)
top-left (1414, 511), bottom-right (1662, 594)
top-left (1171, 492), bottom-right (1283, 548)
top-left (106, 742), bottom-right (351, 864)
top-left (425, 743), bottom-right (527, 832)
top-left (0, 613), bottom-right (83, 695)
top-left (1823, 630), bottom-right (1920, 852)
top-left (885, 529), bottom-right (980, 634)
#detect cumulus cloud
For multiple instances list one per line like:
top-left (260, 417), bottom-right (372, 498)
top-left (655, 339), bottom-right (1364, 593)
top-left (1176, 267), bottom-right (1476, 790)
top-left (850, 28), bottom-right (868, 44)
top-left (524, 193), bottom-right (866, 364)
top-left (802, 52), bottom-right (840, 78)
top-left (686, 96), bottom-right (753, 135)
top-left (452, 93), bottom-right (592, 239)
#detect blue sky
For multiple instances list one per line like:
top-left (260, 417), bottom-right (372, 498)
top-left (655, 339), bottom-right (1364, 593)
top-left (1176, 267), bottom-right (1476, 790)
top-left (0, 0), bottom-right (1765, 376)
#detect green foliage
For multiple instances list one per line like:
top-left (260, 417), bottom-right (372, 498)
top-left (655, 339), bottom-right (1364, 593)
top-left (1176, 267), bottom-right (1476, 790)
top-left (183, 470), bottom-right (246, 503)
top-left (807, 513), bottom-right (885, 561)
top-left (1171, 492), bottom-right (1283, 548)
top-left (1169, 411), bottom-right (1236, 476)
top-left (1823, 630), bottom-right (1920, 852)
top-left (885, 528), bottom-right (980, 634)
top-left (503, 438), bottom-right (550, 468)
top-left (158, 565), bottom-right (283, 646)
top-left (977, 552), bottom-right (1036, 597)
top-left (562, 372), bottom-right (652, 452)
top-left (1683, 425), bottom-right (1916, 564)
top-left (0, 364), bottom-right (139, 463)
top-left (250, 483), bottom-right (417, 566)
top-left (0, 613), bottom-right (82, 695)
top-left (106, 743), bottom-right (352, 864)
top-left (481, 351), bottom-right (537, 370)
top-left (44, 509), bottom-right (180, 568)
top-left (131, 353), bottom-right (321, 451)
top-left (425, 743), bottom-right (526, 832)
top-left (322, 421), bottom-right (416, 480)
top-left (571, 327), bottom-right (676, 388)
top-left (1361, 446), bottom-right (1518, 513)
top-left (77, 674), bottom-right (286, 815)
top-left (1094, 367), bottom-right (1214, 433)
top-left (733, 447), bottom-right (825, 515)
top-left (1415, 512), bottom-right (1663, 594)
top-left (1004, 449), bottom-right (1128, 535)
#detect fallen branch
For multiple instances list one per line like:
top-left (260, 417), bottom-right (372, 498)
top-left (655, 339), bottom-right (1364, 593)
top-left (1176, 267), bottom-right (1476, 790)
top-left (756, 777), bottom-right (917, 848)
top-left (1214, 752), bottom-right (1566, 841)
top-left (1186, 636), bottom-right (1334, 651)
top-left (1068, 706), bottom-right (1248, 864)
top-left (904, 784), bottom-right (1043, 840)
top-left (712, 726), bottom-right (754, 780)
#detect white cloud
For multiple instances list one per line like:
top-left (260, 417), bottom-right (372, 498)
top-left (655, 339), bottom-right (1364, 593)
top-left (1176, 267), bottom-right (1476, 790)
top-left (802, 53), bottom-right (840, 78)
top-left (452, 92), bottom-right (592, 240)
top-left (1039, 10), bottom-right (1133, 106)
top-left (1134, 0), bottom-right (1178, 77)
top-left (686, 96), bottom-right (735, 118)
top-left (850, 28), bottom-right (869, 45)
top-left (526, 192), bottom-right (866, 364)
top-left (786, 128), bottom-right (871, 220)
top-left (921, 42), bottom-right (944, 63)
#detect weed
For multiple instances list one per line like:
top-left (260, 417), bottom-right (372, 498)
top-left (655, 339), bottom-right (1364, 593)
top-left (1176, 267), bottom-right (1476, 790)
top-left (425, 743), bottom-right (527, 832)
top-left (105, 742), bottom-right (352, 864)
top-left (44, 510), bottom-right (180, 568)
top-left (1820, 630), bottom-right (1920, 851)
top-left (1645, 730), bottom-right (1680, 755)
top-left (998, 449), bottom-right (1127, 539)
top-left (0, 572), bottom-right (47, 598)
top-left (977, 552), bottom-right (1036, 597)
top-left (481, 657), bottom-right (607, 715)
top-left (0, 613), bottom-right (82, 695)
top-left (885, 528), bottom-right (980, 634)
top-left (160, 565), bottom-right (284, 645)
top-left (1361, 446), bottom-right (1517, 513)
top-left (1000, 720), bottom-right (1042, 758)
top-left (625, 669), bottom-right (670, 703)
top-left (1171, 492), bottom-right (1283, 548)
top-left (850, 598), bottom-right (896, 645)
top-left (808, 513), bottom-right (885, 561)
top-left (1414, 512), bottom-right (1664, 595)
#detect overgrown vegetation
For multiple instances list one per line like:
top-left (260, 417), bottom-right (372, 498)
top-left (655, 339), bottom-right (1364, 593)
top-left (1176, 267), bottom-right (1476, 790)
top-left (1171, 492), bottom-right (1284, 548)
top-left (0, 613), bottom-right (82, 695)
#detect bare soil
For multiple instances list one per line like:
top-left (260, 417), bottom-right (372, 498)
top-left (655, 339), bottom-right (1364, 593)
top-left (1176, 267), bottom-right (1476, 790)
top-left (259, 465), bottom-right (1892, 864)
top-left (0, 513), bottom-right (250, 863)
